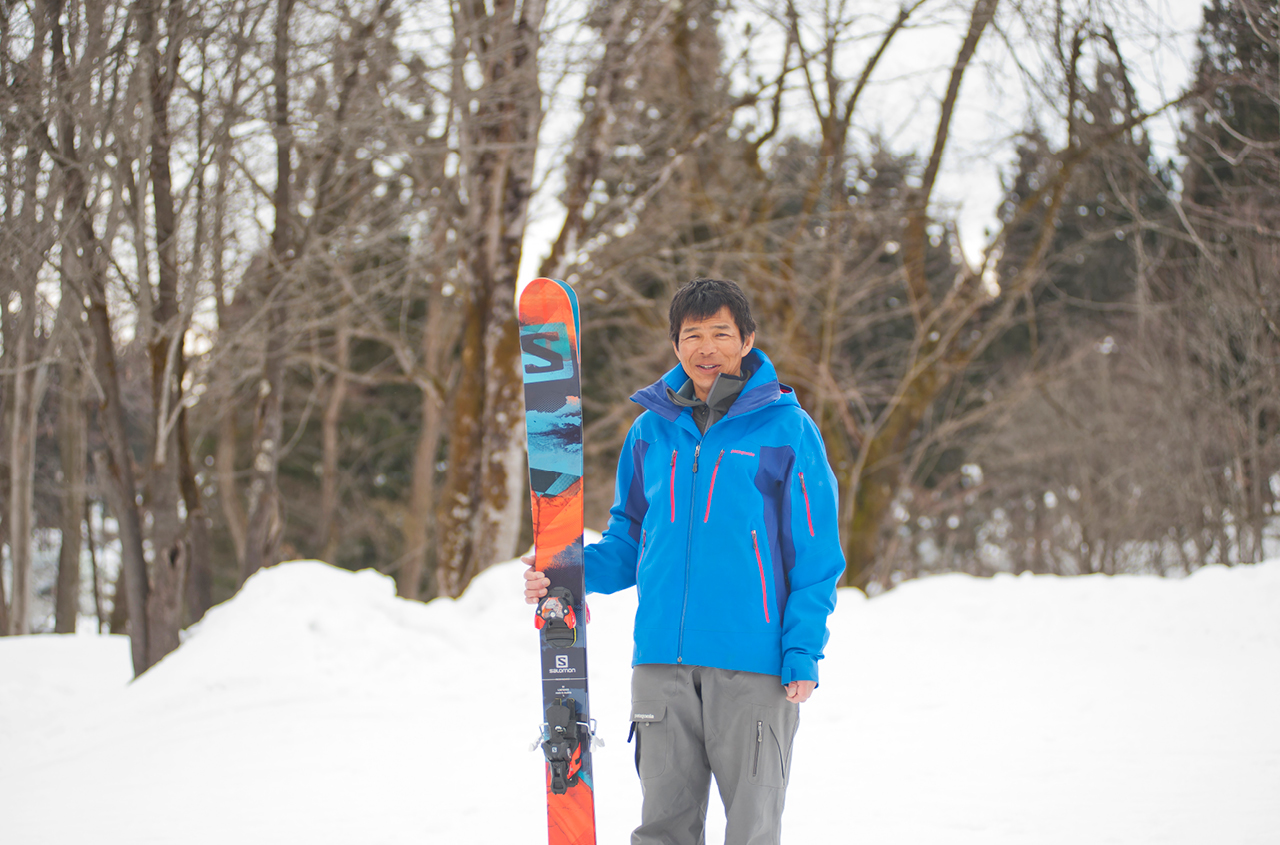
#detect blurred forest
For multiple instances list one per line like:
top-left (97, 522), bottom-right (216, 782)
top-left (1, 0), bottom-right (1276, 675)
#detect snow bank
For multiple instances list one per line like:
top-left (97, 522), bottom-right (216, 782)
top-left (1, 557), bottom-right (1277, 844)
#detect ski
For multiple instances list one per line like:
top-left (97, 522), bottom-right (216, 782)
top-left (519, 277), bottom-right (597, 845)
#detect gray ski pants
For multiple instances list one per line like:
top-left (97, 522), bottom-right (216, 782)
top-left (629, 664), bottom-right (800, 845)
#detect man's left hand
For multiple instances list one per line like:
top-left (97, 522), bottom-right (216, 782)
top-left (785, 680), bottom-right (817, 703)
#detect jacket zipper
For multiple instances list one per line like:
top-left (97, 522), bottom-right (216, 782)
top-left (669, 450), bottom-right (677, 522)
top-left (751, 529), bottom-right (771, 623)
top-left (753, 720), bottom-right (763, 777)
top-left (676, 442), bottom-right (701, 662)
top-left (799, 471), bottom-right (815, 537)
top-left (702, 450), bottom-right (725, 523)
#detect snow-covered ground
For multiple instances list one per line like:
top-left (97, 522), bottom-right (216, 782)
top-left (3, 551), bottom-right (1278, 845)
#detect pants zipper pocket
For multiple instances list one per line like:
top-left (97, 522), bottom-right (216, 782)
top-left (753, 720), bottom-right (763, 777)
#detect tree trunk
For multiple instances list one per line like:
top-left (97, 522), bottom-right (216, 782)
top-left (399, 386), bottom-right (445, 601)
top-left (436, 0), bottom-right (546, 598)
top-left (90, 433), bottom-right (146, 669)
top-left (846, 370), bottom-right (939, 588)
top-left (320, 315), bottom-right (349, 563)
top-left (399, 262), bottom-right (455, 602)
top-left (1247, 406), bottom-right (1265, 563)
top-left (843, 0), bottom-right (998, 590)
top-left (240, 242), bottom-right (288, 583)
top-left (104, 506), bottom-right (131, 635)
top-left (243, 0), bottom-right (296, 582)
top-left (6, 319), bottom-right (48, 635)
top-left (44, 0), bottom-right (149, 674)
top-left (180, 408), bottom-right (214, 624)
top-left (0, 510), bottom-right (8, 636)
top-left (138, 0), bottom-right (189, 663)
top-left (210, 36), bottom-right (249, 575)
top-left (0, 260), bottom-right (8, 636)
top-left (4, 13), bottom-right (50, 635)
top-left (86, 499), bottom-right (106, 632)
top-left (79, 164), bottom-right (150, 674)
top-left (217, 398), bottom-right (247, 566)
top-left (55, 301), bottom-right (88, 634)
top-left (146, 543), bottom-right (185, 665)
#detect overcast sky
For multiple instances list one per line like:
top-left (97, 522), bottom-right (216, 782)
top-left (519, 0), bottom-right (1209, 284)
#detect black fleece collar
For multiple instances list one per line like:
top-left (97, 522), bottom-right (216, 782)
top-left (665, 369), bottom-right (750, 434)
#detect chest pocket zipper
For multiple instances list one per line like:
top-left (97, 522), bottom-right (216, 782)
top-left (669, 450), bottom-right (677, 522)
top-left (799, 471), bottom-right (815, 537)
top-left (703, 450), bottom-right (725, 522)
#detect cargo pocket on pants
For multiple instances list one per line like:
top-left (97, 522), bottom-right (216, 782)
top-left (629, 701), bottom-right (669, 779)
top-left (747, 704), bottom-right (796, 788)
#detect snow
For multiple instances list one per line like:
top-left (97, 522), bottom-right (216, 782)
top-left (3, 549), bottom-right (1278, 844)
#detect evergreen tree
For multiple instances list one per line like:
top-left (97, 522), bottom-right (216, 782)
top-left (1153, 0), bottom-right (1280, 563)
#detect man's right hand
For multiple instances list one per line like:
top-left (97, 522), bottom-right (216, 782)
top-left (522, 554), bottom-right (550, 604)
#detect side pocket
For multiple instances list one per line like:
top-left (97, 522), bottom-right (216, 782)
top-left (782, 707), bottom-right (800, 784)
top-left (747, 703), bottom-right (798, 788)
top-left (630, 701), bottom-right (669, 779)
top-left (750, 530), bottom-right (771, 624)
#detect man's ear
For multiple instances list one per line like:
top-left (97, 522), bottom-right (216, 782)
top-left (742, 332), bottom-right (755, 354)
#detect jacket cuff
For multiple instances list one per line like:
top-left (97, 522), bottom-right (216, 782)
top-left (780, 654), bottom-right (819, 686)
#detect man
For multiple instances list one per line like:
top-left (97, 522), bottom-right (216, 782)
top-left (524, 278), bottom-right (845, 845)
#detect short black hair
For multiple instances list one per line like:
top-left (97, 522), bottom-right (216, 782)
top-left (668, 277), bottom-right (757, 345)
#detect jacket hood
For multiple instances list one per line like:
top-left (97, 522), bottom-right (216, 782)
top-left (631, 348), bottom-right (798, 423)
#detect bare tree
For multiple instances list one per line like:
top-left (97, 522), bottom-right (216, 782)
top-left (1, 0), bottom-right (56, 634)
top-left (434, 0), bottom-right (548, 597)
top-left (54, 290), bottom-right (88, 633)
top-left (241, 0), bottom-right (296, 582)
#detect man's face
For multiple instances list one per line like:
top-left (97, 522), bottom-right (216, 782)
top-left (672, 306), bottom-right (755, 402)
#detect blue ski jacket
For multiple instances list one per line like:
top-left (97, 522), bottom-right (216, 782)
top-left (584, 349), bottom-right (845, 684)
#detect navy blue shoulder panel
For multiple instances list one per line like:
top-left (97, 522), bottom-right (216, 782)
top-left (623, 437), bottom-right (650, 543)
